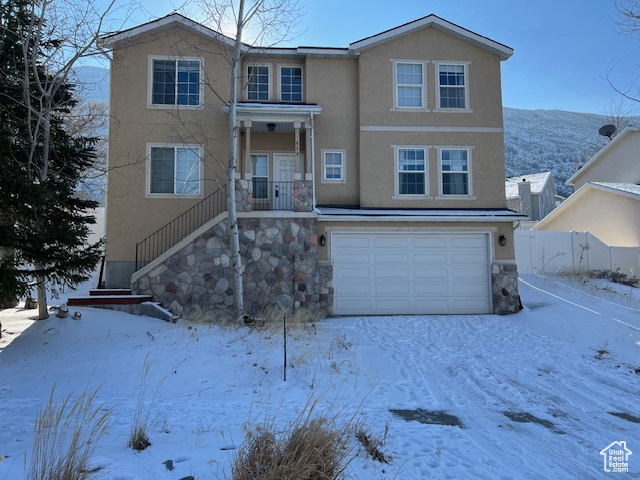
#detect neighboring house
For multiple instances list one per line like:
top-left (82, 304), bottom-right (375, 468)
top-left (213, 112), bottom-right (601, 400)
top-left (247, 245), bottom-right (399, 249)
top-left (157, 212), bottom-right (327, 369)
top-left (565, 126), bottom-right (640, 191)
top-left (505, 172), bottom-right (557, 221)
top-left (534, 183), bottom-right (640, 247)
top-left (99, 13), bottom-right (523, 319)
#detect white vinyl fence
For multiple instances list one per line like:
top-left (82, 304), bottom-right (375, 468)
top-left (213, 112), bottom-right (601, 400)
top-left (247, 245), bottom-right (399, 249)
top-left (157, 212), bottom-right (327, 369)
top-left (515, 230), bottom-right (640, 277)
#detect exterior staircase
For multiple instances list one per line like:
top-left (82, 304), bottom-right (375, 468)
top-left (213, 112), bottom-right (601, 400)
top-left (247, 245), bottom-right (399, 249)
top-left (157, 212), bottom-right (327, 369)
top-left (66, 289), bottom-right (174, 322)
top-left (67, 289), bottom-right (152, 306)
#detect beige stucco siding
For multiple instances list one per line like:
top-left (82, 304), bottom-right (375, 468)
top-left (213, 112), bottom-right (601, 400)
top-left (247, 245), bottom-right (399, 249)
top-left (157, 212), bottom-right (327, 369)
top-left (316, 220), bottom-right (515, 261)
top-left (572, 132), bottom-right (640, 190)
top-left (358, 131), bottom-right (506, 208)
top-left (357, 28), bottom-right (504, 127)
top-left (536, 189), bottom-right (640, 247)
top-left (306, 57), bottom-right (360, 206)
top-left (107, 27), bottom-right (231, 264)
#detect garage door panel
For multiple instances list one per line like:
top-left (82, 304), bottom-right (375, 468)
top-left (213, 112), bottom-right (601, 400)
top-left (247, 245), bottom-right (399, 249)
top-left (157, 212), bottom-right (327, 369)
top-left (332, 232), bottom-right (490, 315)
top-left (374, 298), bottom-right (415, 310)
top-left (452, 253), bottom-right (486, 265)
top-left (374, 237), bottom-right (410, 249)
top-left (339, 283), bottom-right (371, 294)
top-left (414, 267), bottom-right (449, 279)
top-left (334, 236), bottom-right (371, 249)
top-left (334, 252), bottom-right (370, 264)
top-left (375, 253), bottom-right (410, 264)
top-left (451, 237), bottom-right (487, 249)
top-left (414, 282), bottom-right (450, 294)
top-left (412, 237), bottom-right (448, 248)
top-left (375, 283), bottom-right (411, 294)
top-left (413, 253), bottom-right (448, 265)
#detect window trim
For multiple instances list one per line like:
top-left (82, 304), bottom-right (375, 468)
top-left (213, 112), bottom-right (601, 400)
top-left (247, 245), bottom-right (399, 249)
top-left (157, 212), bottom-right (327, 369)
top-left (436, 146), bottom-right (473, 198)
top-left (434, 62), bottom-right (471, 112)
top-left (393, 145), bottom-right (429, 197)
top-left (321, 149), bottom-right (346, 184)
top-left (146, 143), bottom-right (204, 198)
top-left (245, 63), bottom-right (271, 102)
top-left (391, 60), bottom-right (427, 111)
top-left (147, 56), bottom-right (204, 109)
top-left (278, 64), bottom-right (304, 102)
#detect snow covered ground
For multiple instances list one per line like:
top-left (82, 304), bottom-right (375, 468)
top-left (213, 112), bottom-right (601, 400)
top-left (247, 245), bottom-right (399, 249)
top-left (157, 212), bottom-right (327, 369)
top-left (0, 273), bottom-right (638, 479)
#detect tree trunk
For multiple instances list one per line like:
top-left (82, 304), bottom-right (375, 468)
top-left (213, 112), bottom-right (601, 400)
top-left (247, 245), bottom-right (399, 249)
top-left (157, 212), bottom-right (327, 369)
top-left (228, 0), bottom-right (246, 321)
top-left (36, 268), bottom-right (49, 320)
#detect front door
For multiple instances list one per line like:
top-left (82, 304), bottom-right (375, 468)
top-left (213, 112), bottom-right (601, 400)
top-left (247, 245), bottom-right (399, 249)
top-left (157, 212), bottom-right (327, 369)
top-left (273, 154), bottom-right (296, 210)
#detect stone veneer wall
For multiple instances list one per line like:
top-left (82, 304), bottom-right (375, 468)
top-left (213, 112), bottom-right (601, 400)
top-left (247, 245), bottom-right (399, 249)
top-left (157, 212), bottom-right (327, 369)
top-left (491, 263), bottom-right (521, 314)
top-left (132, 216), bottom-right (331, 320)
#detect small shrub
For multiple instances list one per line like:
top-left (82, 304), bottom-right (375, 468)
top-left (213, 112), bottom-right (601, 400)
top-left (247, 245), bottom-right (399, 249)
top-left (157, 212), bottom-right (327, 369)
top-left (355, 421), bottom-right (392, 464)
top-left (28, 386), bottom-right (111, 480)
top-left (590, 269), bottom-right (639, 288)
top-left (232, 400), bottom-right (354, 480)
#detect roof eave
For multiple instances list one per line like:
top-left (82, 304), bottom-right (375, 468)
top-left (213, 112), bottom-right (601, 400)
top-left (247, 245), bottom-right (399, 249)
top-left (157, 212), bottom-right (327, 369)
top-left (348, 15), bottom-right (513, 60)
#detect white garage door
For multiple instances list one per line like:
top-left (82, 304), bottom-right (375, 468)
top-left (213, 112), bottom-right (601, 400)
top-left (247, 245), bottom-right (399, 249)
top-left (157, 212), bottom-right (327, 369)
top-left (331, 232), bottom-right (491, 315)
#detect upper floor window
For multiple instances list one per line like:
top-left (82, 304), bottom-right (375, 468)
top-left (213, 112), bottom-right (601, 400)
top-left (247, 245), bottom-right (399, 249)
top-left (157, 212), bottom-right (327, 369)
top-left (250, 154), bottom-right (269, 199)
top-left (322, 150), bottom-right (345, 183)
top-left (437, 64), bottom-right (467, 109)
top-left (280, 66), bottom-right (303, 102)
top-left (395, 62), bottom-right (424, 108)
top-left (151, 58), bottom-right (201, 106)
top-left (247, 65), bottom-right (270, 101)
top-left (396, 148), bottom-right (426, 195)
top-left (149, 145), bottom-right (201, 195)
top-left (440, 148), bottom-right (470, 195)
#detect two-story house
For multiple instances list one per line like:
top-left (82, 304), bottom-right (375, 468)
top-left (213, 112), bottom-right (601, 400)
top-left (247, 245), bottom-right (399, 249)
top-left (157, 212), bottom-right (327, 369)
top-left (99, 13), bottom-right (523, 319)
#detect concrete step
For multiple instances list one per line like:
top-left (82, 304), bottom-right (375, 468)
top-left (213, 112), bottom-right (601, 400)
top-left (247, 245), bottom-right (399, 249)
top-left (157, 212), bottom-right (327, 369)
top-left (67, 295), bottom-right (152, 306)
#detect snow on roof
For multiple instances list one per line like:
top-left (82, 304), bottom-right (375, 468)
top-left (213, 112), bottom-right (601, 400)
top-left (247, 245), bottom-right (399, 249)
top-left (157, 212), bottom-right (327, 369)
top-left (505, 172), bottom-right (552, 198)
top-left (317, 207), bottom-right (525, 221)
top-left (591, 182), bottom-right (640, 197)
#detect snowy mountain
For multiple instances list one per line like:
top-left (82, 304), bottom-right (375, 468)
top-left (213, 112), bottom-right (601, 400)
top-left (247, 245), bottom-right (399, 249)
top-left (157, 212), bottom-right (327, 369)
top-left (73, 66), bottom-right (621, 199)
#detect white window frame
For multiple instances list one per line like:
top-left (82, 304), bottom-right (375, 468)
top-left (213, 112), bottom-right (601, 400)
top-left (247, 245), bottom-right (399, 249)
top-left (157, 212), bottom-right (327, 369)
top-left (321, 149), bottom-right (346, 183)
top-left (437, 146), bottom-right (473, 198)
top-left (147, 56), bottom-right (204, 109)
top-left (245, 64), bottom-right (271, 101)
top-left (250, 153), bottom-right (270, 199)
top-left (146, 143), bottom-right (203, 197)
top-left (391, 60), bottom-right (427, 110)
top-left (393, 146), bottom-right (429, 198)
top-left (278, 65), bottom-right (303, 102)
top-left (435, 62), bottom-right (471, 112)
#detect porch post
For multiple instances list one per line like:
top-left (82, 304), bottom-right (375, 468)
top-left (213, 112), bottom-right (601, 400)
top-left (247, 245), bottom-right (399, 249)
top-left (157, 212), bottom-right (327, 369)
top-left (294, 122), bottom-right (302, 179)
top-left (244, 120), bottom-right (252, 179)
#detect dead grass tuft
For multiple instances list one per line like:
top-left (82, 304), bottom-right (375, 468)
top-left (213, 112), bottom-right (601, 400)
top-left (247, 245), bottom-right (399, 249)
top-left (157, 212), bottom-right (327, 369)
top-left (28, 386), bottom-right (111, 480)
top-left (355, 420), bottom-right (392, 464)
top-left (232, 399), bottom-right (355, 480)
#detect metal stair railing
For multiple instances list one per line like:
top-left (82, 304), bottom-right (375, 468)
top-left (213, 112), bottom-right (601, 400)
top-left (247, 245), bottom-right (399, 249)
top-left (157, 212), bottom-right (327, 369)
top-left (135, 185), bottom-right (227, 270)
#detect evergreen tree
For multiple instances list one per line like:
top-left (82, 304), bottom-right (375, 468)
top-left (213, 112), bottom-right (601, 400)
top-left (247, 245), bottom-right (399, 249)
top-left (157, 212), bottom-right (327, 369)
top-left (0, 0), bottom-right (103, 317)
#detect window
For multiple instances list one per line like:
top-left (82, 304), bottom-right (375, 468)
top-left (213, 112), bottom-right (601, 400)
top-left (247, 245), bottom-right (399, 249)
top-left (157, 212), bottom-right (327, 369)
top-left (438, 64), bottom-right (467, 109)
top-left (397, 148), bottom-right (426, 195)
top-left (322, 150), bottom-right (345, 182)
top-left (151, 59), bottom-right (201, 106)
top-left (280, 66), bottom-right (303, 102)
top-left (396, 62), bottom-right (424, 108)
top-left (440, 149), bottom-right (469, 195)
top-left (251, 154), bottom-right (269, 199)
top-left (149, 146), bottom-right (201, 195)
top-left (247, 65), bottom-right (269, 101)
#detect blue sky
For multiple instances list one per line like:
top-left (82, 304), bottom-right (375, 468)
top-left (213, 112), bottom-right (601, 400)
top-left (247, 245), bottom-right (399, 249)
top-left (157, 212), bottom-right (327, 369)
top-left (109, 0), bottom-right (640, 115)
